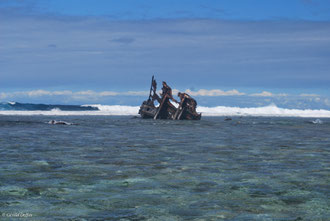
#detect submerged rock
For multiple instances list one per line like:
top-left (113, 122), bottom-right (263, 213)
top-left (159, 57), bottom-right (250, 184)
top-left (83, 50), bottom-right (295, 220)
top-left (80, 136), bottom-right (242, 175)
top-left (0, 186), bottom-right (28, 196)
top-left (48, 120), bottom-right (73, 125)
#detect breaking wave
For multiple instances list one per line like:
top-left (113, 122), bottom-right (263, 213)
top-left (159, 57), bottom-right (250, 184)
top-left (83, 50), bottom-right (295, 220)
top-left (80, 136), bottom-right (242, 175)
top-left (198, 104), bottom-right (330, 118)
top-left (0, 102), bottom-right (330, 118)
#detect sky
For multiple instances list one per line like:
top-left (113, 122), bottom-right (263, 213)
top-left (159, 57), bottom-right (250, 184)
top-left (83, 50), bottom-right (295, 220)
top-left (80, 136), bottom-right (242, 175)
top-left (1, 0), bottom-right (330, 108)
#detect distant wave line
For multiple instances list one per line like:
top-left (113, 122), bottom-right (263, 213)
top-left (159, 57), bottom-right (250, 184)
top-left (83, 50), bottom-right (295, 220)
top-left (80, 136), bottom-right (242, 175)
top-left (0, 103), bottom-right (330, 118)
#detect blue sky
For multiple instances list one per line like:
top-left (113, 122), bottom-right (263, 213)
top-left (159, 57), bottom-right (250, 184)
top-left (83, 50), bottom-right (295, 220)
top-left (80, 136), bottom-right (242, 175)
top-left (1, 0), bottom-right (330, 108)
top-left (2, 0), bottom-right (330, 20)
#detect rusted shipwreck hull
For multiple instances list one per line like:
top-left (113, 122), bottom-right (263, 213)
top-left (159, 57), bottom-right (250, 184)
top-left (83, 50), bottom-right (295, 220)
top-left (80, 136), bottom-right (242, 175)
top-left (139, 76), bottom-right (201, 120)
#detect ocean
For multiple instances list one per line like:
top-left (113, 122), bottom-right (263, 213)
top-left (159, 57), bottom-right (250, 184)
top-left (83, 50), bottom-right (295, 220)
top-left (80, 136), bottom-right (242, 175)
top-left (0, 103), bottom-right (329, 220)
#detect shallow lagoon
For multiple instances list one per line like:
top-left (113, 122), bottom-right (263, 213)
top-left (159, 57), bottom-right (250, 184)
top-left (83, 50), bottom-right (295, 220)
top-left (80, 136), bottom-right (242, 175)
top-left (0, 116), bottom-right (329, 220)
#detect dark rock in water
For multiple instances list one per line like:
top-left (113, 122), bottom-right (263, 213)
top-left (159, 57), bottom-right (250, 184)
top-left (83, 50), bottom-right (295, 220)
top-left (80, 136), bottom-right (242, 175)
top-left (281, 196), bottom-right (308, 205)
top-left (27, 186), bottom-right (44, 196)
top-left (193, 181), bottom-right (218, 192)
top-left (311, 119), bottom-right (322, 124)
top-left (48, 120), bottom-right (73, 125)
top-left (169, 207), bottom-right (202, 217)
top-left (224, 117), bottom-right (232, 121)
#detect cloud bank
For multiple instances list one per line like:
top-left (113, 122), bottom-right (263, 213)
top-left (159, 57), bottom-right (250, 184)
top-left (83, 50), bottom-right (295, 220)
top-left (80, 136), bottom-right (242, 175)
top-left (1, 13), bottom-right (330, 91)
top-left (1, 89), bottom-right (246, 100)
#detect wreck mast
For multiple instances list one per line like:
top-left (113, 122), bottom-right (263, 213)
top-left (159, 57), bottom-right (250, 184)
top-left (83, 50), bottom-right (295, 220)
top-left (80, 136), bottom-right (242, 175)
top-left (148, 75), bottom-right (155, 100)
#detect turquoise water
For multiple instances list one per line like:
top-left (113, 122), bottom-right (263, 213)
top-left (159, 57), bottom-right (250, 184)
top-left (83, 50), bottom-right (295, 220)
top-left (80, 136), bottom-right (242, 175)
top-left (0, 116), bottom-right (329, 220)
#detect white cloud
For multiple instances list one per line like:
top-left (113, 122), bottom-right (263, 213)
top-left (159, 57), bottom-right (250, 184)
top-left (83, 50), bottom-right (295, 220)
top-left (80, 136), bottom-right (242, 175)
top-left (300, 93), bottom-right (320, 97)
top-left (122, 91), bottom-right (149, 96)
top-left (184, 89), bottom-right (245, 96)
top-left (250, 91), bottom-right (273, 97)
top-left (0, 93), bottom-right (8, 99)
top-left (0, 89), bottom-right (306, 100)
top-left (324, 98), bottom-right (330, 106)
top-left (26, 90), bottom-right (52, 97)
top-left (75, 90), bottom-right (97, 96)
top-left (99, 91), bottom-right (119, 96)
top-left (250, 91), bottom-right (288, 97)
top-left (52, 90), bottom-right (73, 96)
top-left (0, 89), bottom-right (152, 99)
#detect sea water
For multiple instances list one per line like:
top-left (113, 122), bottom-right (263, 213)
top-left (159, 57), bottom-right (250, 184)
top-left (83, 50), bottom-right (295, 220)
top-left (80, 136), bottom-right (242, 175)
top-left (0, 115), bottom-right (329, 220)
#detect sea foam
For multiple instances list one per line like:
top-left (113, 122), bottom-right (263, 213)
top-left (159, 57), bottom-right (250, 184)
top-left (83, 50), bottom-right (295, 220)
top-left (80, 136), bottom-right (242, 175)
top-left (0, 104), bottom-right (330, 118)
top-left (198, 104), bottom-right (330, 118)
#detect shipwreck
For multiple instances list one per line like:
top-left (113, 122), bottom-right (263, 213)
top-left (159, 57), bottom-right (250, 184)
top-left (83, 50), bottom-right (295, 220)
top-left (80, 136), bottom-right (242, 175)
top-left (138, 76), bottom-right (201, 120)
